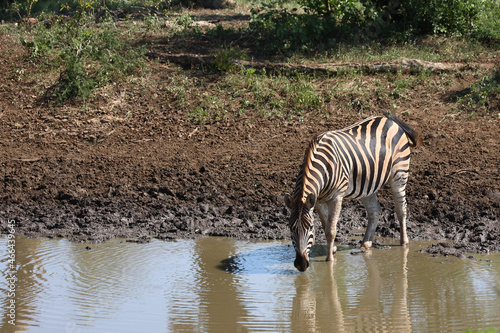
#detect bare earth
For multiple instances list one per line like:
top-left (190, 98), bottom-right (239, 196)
top-left (0, 10), bottom-right (499, 256)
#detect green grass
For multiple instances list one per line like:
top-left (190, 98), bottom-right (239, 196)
top-left (177, 66), bottom-right (428, 123)
top-left (236, 70), bottom-right (326, 120)
top-left (3, 0), bottom-right (497, 120)
top-left (188, 95), bottom-right (229, 124)
top-left (457, 70), bottom-right (500, 115)
top-left (157, 53), bottom-right (498, 124)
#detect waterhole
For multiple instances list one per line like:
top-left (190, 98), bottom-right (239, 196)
top-left (1, 236), bottom-right (499, 332)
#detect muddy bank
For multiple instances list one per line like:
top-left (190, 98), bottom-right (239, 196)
top-left (0, 132), bottom-right (498, 257)
top-left (1, 111), bottom-right (498, 256)
top-left (0, 23), bottom-right (499, 256)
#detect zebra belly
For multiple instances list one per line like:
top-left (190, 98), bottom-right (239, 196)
top-left (343, 160), bottom-right (393, 200)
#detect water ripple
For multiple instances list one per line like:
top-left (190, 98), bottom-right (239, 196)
top-left (0, 236), bottom-right (499, 333)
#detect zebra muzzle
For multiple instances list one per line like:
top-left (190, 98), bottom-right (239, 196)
top-left (294, 250), bottom-right (310, 272)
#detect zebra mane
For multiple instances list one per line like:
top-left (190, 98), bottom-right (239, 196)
top-left (385, 112), bottom-right (422, 148)
top-left (294, 136), bottom-right (320, 204)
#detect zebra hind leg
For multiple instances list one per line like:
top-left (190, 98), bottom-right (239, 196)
top-left (390, 175), bottom-right (409, 246)
top-left (360, 193), bottom-right (381, 250)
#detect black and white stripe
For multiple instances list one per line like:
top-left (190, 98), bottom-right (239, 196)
top-left (285, 113), bottom-right (420, 272)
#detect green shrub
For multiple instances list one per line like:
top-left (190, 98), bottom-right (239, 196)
top-left (249, 0), bottom-right (498, 52)
top-left (175, 13), bottom-right (194, 28)
top-left (10, 0), bottom-right (38, 19)
top-left (213, 47), bottom-right (248, 72)
top-left (395, 0), bottom-right (480, 35)
top-left (24, 10), bottom-right (146, 102)
top-left (250, 7), bottom-right (339, 52)
top-left (458, 70), bottom-right (500, 115)
top-left (1, 0), bottom-right (164, 21)
top-left (473, 0), bottom-right (500, 42)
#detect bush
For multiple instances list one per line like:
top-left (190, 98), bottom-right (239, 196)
top-left (458, 70), bottom-right (500, 114)
top-left (250, 0), bottom-right (498, 52)
top-left (1, 1), bottom-right (164, 21)
top-left (473, 0), bottom-right (500, 42)
top-left (24, 10), bottom-right (146, 102)
top-left (395, 0), bottom-right (480, 35)
top-left (213, 47), bottom-right (248, 72)
top-left (250, 7), bottom-right (339, 52)
top-left (2, 0), bottom-right (75, 20)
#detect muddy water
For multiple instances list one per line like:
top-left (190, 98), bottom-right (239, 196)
top-left (1, 236), bottom-right (499, 333)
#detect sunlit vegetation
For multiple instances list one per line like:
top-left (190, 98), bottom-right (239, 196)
top-left (0, 0), bottom-right (498, 117)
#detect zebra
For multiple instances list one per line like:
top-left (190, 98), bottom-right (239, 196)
top-left (284, 113), bottom-right (421, 272)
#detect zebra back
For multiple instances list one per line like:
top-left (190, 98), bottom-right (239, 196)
top-left (292, 114), bottom-right (420, 204)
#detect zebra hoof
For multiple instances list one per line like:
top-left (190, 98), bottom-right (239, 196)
top-left (326, 250), bottom-right (337, 262)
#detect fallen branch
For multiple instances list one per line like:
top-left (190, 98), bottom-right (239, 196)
top-left (446, 169), bottom-right (480, 177)
top-left (147, 52), bottom-right (491, 75)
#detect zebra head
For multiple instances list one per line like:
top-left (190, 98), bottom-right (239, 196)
top-left (284, 193), bottom-right (317, 272)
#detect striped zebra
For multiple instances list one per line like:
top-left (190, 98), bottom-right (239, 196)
top-left (284, 113), bottom-right (421, 272)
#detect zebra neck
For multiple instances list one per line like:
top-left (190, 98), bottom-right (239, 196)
top-left (293, 139), bottom-right (325, 205)
top-left (302, 172), bottom-right (322, 201)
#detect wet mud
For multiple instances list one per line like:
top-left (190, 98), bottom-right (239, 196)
top-left (0, 25), bottom-right (498, 256)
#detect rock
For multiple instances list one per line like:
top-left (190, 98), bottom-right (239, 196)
top-left (199, 203), bottom-right (210, 214)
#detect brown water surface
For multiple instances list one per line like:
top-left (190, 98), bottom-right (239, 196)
top-left (1, 236), bottom-right (499, 332)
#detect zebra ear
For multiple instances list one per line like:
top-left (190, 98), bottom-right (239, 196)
top-left (284, 194), bottom-right (294, 210)
top-left (304, 193), bottom-right (317, 209)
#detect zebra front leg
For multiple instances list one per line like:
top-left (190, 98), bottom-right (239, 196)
top-left (360, 193), bottom-right (381, 250)
top-left (317, 197), bottom-right (343, 261)
top-left (316, 204), bottom-right (337, 260)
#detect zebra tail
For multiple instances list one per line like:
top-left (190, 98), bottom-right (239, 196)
top-left (385, 112), bottom-right (422, 148)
